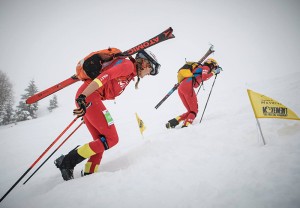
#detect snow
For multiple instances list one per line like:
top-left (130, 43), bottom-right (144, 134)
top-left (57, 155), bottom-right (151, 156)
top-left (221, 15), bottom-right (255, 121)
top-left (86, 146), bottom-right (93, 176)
top-left (0, 71), bottom-right (300, 208)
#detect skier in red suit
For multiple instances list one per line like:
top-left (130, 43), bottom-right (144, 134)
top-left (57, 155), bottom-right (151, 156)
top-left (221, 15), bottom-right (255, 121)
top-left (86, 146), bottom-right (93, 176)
top-left (55, 50), bottom-right (160, 180)
top-left (166, 58), bottom-right (221, 128)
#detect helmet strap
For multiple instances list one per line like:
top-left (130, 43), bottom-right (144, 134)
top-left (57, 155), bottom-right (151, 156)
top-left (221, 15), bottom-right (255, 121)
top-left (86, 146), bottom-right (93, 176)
top-left (135, 57), bottom-right (142, 89)
top-left (135, 76), bottom-right (140, 89)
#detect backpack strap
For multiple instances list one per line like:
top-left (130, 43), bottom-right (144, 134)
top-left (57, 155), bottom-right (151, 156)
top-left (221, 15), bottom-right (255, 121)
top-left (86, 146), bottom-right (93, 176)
top-left (128, 55), bottom-right (136, 64)
top-left (113, 52), bottom-right (125, 59)
top-left (191, 65), bottom-right (203, 87)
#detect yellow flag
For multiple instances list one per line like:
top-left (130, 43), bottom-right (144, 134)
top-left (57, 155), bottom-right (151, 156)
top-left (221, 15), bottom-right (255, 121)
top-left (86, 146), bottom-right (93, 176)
top-left (135, 113), bottom-right (146, 135)
top-left (247, 89), bottom-right (300, 120)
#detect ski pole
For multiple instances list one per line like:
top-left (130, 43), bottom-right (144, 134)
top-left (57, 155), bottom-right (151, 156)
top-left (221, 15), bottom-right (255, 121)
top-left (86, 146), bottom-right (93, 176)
top-left (0, 117), bottom-right (79, 203)
top-left (155, 83), bottom-right (179, 109)
top-left (23, 120), bottom-right (84, 185)
top-left (199, 75), bottom-right (218, 123)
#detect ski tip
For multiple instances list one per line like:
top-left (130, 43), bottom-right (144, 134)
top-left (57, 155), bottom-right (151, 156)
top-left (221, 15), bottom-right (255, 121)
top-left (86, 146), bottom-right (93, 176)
top-left (164, 27), bottom-right (175, 39)
top-left (162, 27), bottom-right (175, 38)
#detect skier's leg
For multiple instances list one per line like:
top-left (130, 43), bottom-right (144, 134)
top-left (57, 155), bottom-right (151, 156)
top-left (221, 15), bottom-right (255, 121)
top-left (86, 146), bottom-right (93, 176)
top-left (177, 89), bottom-right (191, 122)
top-left (76, 91), bottom-right (118, 174)
top-left (83, 92), bottom-right (119, 150)
top-left (182, 90), bottom-right (198, 127)
top-left (79, 118), bottom-right (105, 175)
top-left (166, 82), bottom-right (191, 128)
top-left (55, 91), bottom-right (118, 180)
top-left (83, 152), bottom-right (103, 175)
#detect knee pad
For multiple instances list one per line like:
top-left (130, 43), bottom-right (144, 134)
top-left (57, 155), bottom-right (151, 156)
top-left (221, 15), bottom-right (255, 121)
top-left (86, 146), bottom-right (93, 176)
top-left (190, 111), bottom-right (197, 117)
top-left (99, 135), bottom-right (109, 150)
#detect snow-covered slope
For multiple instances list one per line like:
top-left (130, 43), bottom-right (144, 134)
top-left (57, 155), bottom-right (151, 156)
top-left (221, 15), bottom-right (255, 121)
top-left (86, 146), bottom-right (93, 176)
top-left (1, 72), bottom-right (300, 208)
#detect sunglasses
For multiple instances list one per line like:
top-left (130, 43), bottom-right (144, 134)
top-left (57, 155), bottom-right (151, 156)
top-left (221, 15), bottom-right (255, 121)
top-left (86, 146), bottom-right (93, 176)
top-left (138, 51), bottom-right (161, 76)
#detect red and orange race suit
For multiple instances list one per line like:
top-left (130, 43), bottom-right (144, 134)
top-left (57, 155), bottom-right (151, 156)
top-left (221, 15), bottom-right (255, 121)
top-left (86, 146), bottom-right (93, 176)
top-left (76, 58), bottom-right (136, 174)
top-left (177, 65), bottom-right (213, 126)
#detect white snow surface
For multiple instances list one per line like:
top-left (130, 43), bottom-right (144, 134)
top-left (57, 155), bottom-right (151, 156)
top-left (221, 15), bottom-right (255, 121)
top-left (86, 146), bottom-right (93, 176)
top-left (0, 72), bottom-right (300, 208)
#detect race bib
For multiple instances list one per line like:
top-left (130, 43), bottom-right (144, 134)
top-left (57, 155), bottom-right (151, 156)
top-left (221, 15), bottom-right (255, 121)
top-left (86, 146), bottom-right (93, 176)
top-left (103, 110), bottom-right (114, 126)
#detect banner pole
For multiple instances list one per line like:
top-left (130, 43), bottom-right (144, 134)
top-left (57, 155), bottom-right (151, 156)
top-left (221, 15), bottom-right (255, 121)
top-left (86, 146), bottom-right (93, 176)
top-left (255, 118), bottom-right (266, 145)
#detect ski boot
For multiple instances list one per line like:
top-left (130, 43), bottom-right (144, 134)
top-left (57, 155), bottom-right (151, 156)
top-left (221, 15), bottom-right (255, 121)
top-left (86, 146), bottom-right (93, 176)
top-left (54, 155), bottom-right (74, 181)
top-left (166, 118), bottom-right (179, 129)
top-left (54, 149), bottom-right (85, 181)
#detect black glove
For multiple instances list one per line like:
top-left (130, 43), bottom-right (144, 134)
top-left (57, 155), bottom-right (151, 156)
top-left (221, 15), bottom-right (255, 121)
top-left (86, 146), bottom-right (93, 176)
top-left (73, 94), bottom-right (87, 117)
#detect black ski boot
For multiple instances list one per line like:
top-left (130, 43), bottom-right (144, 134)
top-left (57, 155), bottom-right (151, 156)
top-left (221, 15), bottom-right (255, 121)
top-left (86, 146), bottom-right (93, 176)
top-left (166, 118), bottom-right (179, 129)
top-left (54, 155), bottom-right (74, 181)
top-left (54, 149), bottom-right (85, 181)
top-left (81, 170), bottom-right (92, 177)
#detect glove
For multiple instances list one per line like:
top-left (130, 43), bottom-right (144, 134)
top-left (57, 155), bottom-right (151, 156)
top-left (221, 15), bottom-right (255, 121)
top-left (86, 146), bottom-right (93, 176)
top-left (212, 67), bottom-right (222, 75)
top-left (73, 94), bottom-right (87, 117)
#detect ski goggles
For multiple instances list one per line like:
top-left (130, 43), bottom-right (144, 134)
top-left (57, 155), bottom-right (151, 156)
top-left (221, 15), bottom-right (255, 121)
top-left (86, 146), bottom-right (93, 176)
top-left (138, 50), bottom-right (161, 76)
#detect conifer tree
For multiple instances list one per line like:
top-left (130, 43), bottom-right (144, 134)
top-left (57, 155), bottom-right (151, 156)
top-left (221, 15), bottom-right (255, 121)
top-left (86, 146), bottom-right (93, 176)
top-left (2, 98), bottom-right (15, 125)
top-left (0, 70), bottom-right (14, 125)
top-left (48, 94), bottom-right (58, 112)
top-left (15, 79), bottom-right (39, 121)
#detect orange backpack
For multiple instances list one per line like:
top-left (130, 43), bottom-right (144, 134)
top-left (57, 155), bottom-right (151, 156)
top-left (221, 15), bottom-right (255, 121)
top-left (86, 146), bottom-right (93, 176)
top-left (76, 47), bottom-right (122, 80)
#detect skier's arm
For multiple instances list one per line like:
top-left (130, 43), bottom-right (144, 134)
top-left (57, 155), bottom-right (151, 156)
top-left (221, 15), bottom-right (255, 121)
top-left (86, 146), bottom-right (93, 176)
top-left (81, 59), bottom-right (134, 97)
top-left (80, 81), bottom-right (100, 97)
top-left (201, 66), bottom-right (214, 81)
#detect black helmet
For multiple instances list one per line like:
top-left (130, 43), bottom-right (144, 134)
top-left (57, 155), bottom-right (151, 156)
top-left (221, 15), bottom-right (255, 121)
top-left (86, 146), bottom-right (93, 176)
top-left (135, 50), bottom-right (160, 76)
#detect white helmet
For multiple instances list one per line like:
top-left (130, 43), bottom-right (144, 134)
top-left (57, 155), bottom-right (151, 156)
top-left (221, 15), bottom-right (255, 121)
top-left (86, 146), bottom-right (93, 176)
top-left (135, 50), bottom-right (160, 76)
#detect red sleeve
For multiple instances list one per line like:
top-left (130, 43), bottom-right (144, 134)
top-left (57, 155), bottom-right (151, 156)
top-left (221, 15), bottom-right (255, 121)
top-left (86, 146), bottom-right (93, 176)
top-left (201, 65), bottom-right (213, 81)
top-left (96, 59), bottom-right (135, 85)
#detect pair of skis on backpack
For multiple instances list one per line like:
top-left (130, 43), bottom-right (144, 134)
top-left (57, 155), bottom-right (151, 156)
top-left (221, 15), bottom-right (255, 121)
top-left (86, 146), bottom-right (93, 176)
top-left (26, 27), bottom-right (175, 105)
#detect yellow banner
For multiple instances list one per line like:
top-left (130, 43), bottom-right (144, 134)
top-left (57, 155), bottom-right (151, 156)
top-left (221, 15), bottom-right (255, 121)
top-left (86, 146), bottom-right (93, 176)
top-left (135, 113), bottom-right (146, 135)
top-left (247, 89), bottom-right (300, 120)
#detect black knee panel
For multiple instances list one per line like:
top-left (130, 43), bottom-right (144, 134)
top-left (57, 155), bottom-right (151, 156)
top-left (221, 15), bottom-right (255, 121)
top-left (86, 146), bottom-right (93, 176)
top-left (190, 111), bottom-right (197, 117)
top-left (99, 135), bottom-right (109, 150)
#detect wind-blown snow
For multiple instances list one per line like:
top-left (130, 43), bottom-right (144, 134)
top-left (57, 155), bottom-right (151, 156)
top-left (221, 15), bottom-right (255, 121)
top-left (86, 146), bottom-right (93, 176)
top-left (0, 72), bottom-right (300, 208)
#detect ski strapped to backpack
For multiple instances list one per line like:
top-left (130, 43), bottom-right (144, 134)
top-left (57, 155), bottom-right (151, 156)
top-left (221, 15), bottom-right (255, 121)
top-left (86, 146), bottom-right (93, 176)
top-left (26, 75), bottom-right (80, 105)
top-left (26, 27), bottom-right (175, 104)
top-left (177, 45), bottom-right (215, 83)
top-left (154, 45), bottom-right (215, 109)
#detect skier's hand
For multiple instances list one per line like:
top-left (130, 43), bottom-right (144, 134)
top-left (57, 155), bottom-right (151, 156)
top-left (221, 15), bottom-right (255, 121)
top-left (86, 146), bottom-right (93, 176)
top-left (212, 67), bottom-right (222, 75)
top-left (73, 94), bottom-right (88, 117)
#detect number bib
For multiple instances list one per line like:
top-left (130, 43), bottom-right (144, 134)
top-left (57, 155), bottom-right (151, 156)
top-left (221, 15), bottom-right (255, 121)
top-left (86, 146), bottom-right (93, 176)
top-left (102, 110), bottom-right (114, 126)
